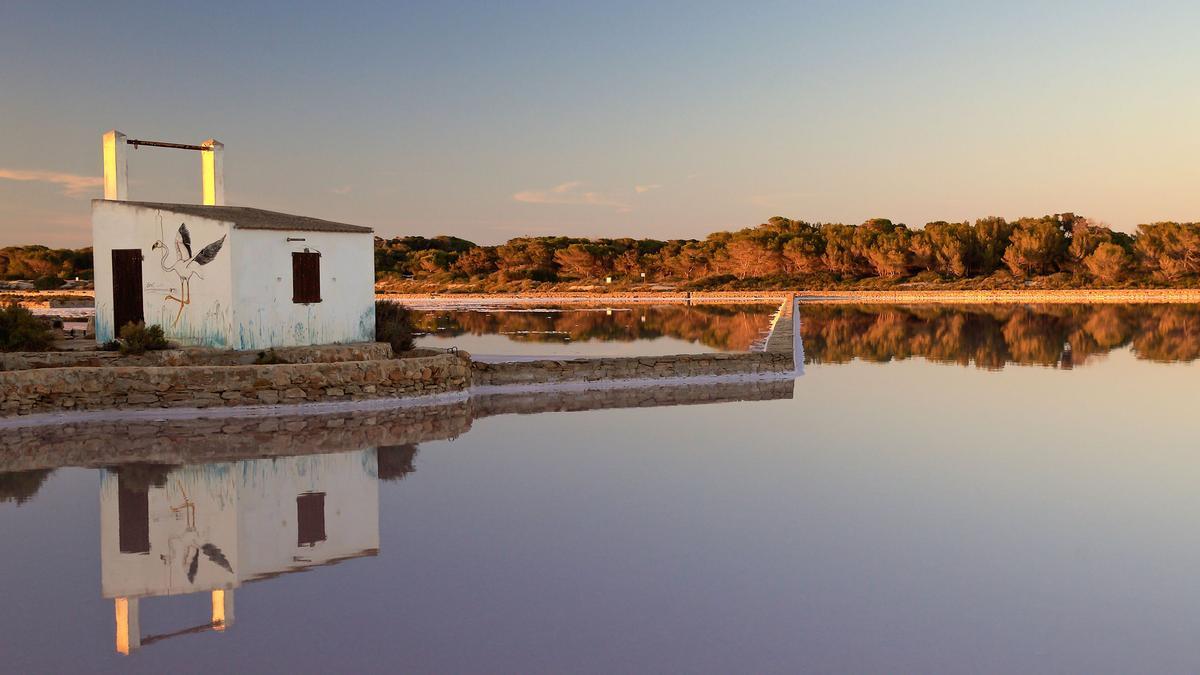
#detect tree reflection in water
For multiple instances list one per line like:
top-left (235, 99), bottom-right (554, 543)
top-left (800, 303), bottom-right (1200, 369)
top-left (0, 468), bottom-right (54, 505)
top-left (410, 303), bottom-right (779, 352)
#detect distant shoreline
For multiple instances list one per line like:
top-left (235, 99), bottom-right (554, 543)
top-left (382, 289), bottom-right (1200, 305)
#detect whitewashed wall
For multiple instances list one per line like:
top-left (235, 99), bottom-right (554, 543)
top-left (230, 228), bottom-right (376, 350)
top-left (92, 201), bottom-right (235, 346)
top-left (237, 449), bottom-right (380, 579)
top-left (100, 450), bottom-right (380, 600)
top-left (100, 464), bottom-right (241, 599)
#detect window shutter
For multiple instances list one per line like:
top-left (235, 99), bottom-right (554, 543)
top-left (296, 492), bottom-right (326, 547)
top-left (292, 251), bottom-right (321, 303)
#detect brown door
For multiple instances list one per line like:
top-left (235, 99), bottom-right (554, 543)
top-left (117, 475), bottom-right (150, 554)
top-left (111, 249), bottom-right (144, 333)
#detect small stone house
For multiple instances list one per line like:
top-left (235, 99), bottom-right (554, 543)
top-left (91, 131), bottom-right (376, 350)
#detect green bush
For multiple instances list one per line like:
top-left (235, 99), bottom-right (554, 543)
top-left (375, 300), bottom-right (415, 354)
top-left (118, 322), bottom-right (169, 355)
top-left (33, 275), bottom-right (65, 290)
top-left (0, 303), bottom-right (54, 352)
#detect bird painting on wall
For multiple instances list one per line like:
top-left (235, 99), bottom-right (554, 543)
top-left (152, 220), bottom-right (226, 325)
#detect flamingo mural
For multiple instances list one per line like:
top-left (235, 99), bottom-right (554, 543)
top-left (151, 220), bottom-right (226, 325)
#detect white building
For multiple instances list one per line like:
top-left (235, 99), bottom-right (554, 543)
top-left (92, 130), bottom-right (376, 349)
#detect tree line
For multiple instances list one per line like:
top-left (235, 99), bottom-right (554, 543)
top-left (0, 246), bottom-right (93, 284)
top-left (376, 214), bottom-right (1200, 289)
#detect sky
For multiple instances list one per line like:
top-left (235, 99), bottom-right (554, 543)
top-left (2, 0), bottom-right (1199, 247)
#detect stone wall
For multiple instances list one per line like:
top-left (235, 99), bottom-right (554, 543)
top-left (0, 376), bottom-right (794, 472)
top-left (0, 353), bottom-right (469, 416)
top-left (470, 351), bottom-right (795, 387)
top-left (471, 376), bottom-right (794, 418)
top-left (763, 296), bottom-right (796, 354)
top-left (1, 342), bottom-right (394, 371)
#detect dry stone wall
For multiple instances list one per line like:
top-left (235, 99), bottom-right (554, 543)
top-left (1, 342), bottom-right (393, 371)
top-left (470, 351), bottom-right (794, 387)
top-left (0, 353), bottom-right (469, 416)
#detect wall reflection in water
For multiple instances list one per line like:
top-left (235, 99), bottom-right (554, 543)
top-left (101, 451), bottom-right (382, 654)
top-left (799, 303), bottom-right (1200, 369)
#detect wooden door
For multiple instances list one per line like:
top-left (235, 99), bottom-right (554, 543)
top-left (111, 249), bottom-right (144, 333)
top-left (117, 475), bottom-right (150, 554)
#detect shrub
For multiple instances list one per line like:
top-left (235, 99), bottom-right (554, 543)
top-left (118, 322), bottom-right (169, 355)
top-left (1085, 243), bottom-right (1132, 284)
top-left (98, 339), bottom-right (121, 352)
top-left (375, 300), bottom-right (415, 353)
top-left (33, 275), bottom-right (65, 290)
top-left (0, 303), bottom-right (54, 352)
top-left (254, 348), bottom-right (290, 365)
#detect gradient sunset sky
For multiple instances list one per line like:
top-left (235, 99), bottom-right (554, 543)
top-left (2, 0), bottom-right (1199, 247)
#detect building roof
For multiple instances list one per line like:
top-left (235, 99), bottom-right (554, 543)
top-left (97, 200), bottom-right (373, 234)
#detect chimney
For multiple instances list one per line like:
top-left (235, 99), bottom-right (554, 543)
top-left (201, 139), bottom-right (224, 206)
top-left (102, 130), bottom-right (128, 200)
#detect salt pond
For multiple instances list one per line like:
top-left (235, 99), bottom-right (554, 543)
top-left (3, 302), bottom-right (1200, 673)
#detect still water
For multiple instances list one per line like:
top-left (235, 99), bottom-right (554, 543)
top-left (408, 302), bottom-right (778, 357)
top-left (3, 303), bottom-right (1200, 673)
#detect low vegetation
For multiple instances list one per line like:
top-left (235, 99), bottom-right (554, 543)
top-left (0, 303), bottom-right (54, 352)
top-left (375, 300), bottom-right (415, 353)
top-left (253, 348), bottom-right (291, 365)
top-left (117, 322), bottom-right (169, 355)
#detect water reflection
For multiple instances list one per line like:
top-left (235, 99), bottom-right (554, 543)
top-left (0, 468), bottom-right (53, 505)
top-left (0, 377), bottom-right (794, 659)
top-left (411, 303), bottom-right (778, 352)
top-left (102, 451), bottom-right (380, 654)
top-left (799, 303), bottom-right (1200, 369)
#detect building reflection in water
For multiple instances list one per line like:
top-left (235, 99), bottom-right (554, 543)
top-left (101, 450), bottom-right (381, 654)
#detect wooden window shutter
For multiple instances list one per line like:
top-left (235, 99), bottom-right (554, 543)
top-left (296, 492), bottom-right (326, 547)
top-left (292, 251), bottom-right (321, 303)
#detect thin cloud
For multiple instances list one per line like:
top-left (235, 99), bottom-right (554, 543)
top-left (513, 181), bottom-right (631, 212)
top-left (635, 184), bottom-right (662, 193)
top-left (331, 185), bottom-right (353, 195)
top-left (749, 191), bottom-right (810, 209)
top-left (0, 169), bottom-right (103, 197)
